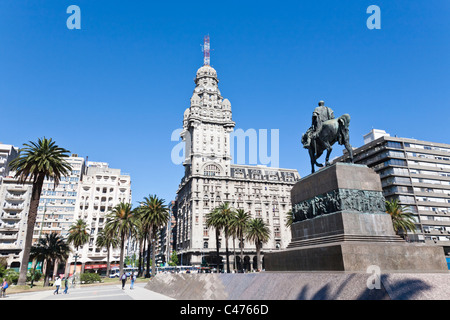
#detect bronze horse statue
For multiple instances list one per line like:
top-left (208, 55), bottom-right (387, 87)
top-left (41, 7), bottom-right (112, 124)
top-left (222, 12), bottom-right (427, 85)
top-left (302, 113), bottom-right (353, 173)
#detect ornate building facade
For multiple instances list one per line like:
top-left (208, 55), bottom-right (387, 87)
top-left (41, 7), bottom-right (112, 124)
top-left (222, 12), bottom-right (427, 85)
top-left (175, 62), bottom-right (300, 271)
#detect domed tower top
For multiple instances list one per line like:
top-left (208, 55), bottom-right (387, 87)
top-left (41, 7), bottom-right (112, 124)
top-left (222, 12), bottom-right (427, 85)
top-left (195, 65), bottom-right (218, 80)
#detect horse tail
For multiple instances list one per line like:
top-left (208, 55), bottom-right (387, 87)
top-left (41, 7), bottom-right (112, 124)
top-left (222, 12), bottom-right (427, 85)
top-left (337, 114), bottom-right (350, 144)
top-left (338, 114), bottom-right (350, 128)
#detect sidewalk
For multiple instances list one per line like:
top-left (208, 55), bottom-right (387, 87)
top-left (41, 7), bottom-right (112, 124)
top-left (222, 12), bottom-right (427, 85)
top-left (4, 282), bottom-right (174, 300)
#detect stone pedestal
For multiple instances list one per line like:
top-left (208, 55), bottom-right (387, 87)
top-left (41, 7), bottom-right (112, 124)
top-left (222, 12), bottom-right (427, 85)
top-left (265, 163), bottom-right (448, 272)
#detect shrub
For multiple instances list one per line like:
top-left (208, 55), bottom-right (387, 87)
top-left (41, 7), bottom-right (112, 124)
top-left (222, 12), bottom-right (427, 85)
top-left (27, 270), bottom-right (43, 282)
top-left (5, 269), bottom-right (19, 285)
top-left (80, 273), bottom-right (101, 284)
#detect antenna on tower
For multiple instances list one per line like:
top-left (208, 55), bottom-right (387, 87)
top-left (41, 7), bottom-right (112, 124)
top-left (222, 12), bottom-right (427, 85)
top-left (201, 35), bottom-right (210, 66)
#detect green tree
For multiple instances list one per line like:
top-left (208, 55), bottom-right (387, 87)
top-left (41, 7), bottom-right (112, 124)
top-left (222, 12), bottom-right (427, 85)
top-left (246, 218), bottom-right (270, 272)
top-left (230, 209), bottom-right (251, 272)
top-left (30, 233), bottom-right (71, 286)
top-left (105, 202), bottom-right (138, 277)
top-left (385, 199), bottom-right (417, 236)
top-left (169, 250), bottom-right (179, 266)
top-left (285, 210), bottom-right (294, 228)
top-left (136, 195), bottom-right (169, 277)
top-left (95, 229), bottom-right (119, 277)
top-left (9, 138), bottom-right (71, 285)
top-left (206, 207), bottom-right (222, 272)
top-left (206, 202), bottom-right (236, 273)
top-left (217, 203), bottom-right (235, 273)
top-left (67, 219), bottom-right (90, 274)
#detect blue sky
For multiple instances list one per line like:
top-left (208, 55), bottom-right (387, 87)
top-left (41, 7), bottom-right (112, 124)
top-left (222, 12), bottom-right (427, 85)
top-left (1, 1), bottom-right (449, 206)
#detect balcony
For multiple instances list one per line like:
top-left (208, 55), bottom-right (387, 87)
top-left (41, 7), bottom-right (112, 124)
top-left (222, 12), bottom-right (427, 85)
top-left (3, 204), bottom-right (24, 211)
top-left (5, 194), bottom-right (25, 201)
top-left (87, 251), bottom-right (107, 258)
top-left (0, 224), bottom-right (19, 231)
top-left (1, 212), bottom-right (21, 220)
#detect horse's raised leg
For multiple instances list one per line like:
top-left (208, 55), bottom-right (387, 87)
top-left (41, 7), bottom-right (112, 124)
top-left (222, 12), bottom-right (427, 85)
top-left (324, 142), bottom-right (332, 166)
top-left (345, 142), bottom-right (353, 163)
top-left (309, 148), bottom-right (316, 173)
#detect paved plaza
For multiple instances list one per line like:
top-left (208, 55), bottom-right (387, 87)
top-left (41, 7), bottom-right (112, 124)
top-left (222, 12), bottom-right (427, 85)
top-left (4, 282), bottom-right (173, 300)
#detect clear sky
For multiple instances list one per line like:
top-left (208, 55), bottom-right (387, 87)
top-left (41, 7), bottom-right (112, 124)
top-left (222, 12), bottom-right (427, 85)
top-left (1, 1), bottom-right (449, 206)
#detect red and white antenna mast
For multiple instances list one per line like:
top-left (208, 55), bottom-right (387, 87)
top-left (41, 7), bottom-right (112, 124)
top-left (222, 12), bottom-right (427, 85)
top-left (202, 35), bottom-right (210, 66)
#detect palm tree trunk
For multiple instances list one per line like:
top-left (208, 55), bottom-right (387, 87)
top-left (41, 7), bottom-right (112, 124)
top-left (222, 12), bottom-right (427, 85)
top-left (225, 229), bottom-right (230, 273)
top-left (53, 258), bottom-right (59, 279)
top-left (256, 241), bottom-right (261, 271)
top-left (106, 246), bottom-right (111, 277)
top-left (215, 229), bottom-right (220, 273)
top-left (119, 233), bottom-right (126, 276)
top-left (232, 236), bottom-right (236, 272)
top-left (151, 226), bottom-right (157, 277)
top-left (151, 237), bottom-right (156, 277)
top-left (138, 236), bottom-right (144, 277)
top-left (146, 229), bottom-right (152, 278)
top-left (17, 174), bottom-right (45, 286)
top-left (141, 235), bottom-right (147, 277)
top-left (240, 233), bottom-right (244, 272)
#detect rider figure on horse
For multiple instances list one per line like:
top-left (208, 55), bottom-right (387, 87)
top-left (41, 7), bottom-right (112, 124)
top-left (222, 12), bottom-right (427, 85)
top-left (304, 100), bottom-right (335, 149)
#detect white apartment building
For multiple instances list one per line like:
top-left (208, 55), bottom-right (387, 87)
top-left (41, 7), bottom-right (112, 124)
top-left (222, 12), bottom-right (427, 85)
top-left (0, 147), bottom-right (133, 274)
top-left (0, 177), bottom-right (32, 269)
top-left (35, 155), bottom-right (85, 242)
top-left (0, 144), bottom-right (19, 183)
top-left (70, 161), bottom-right (132, 274)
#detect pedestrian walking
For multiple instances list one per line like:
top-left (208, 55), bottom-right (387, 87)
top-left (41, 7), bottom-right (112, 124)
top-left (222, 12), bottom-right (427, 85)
top-left (130, 272), bottom-right (136, 289)
top-left (120, 272), bottom-right (127, 290)
top-left (63, 277), bottom-right (69, 294)
top-left (1, 278), bottom-right (9, 298)
top-left (53, 276), bottom-right (62, 295)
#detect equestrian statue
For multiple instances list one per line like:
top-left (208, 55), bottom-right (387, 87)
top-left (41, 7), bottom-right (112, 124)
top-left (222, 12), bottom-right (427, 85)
top-left (302, 100), bottom-right (353, 173)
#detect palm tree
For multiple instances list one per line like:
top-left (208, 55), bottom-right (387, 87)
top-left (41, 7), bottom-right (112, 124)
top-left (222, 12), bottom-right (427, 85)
top-left (104, 202), bottom-right (137, 277)
top-left (231, 209), bottom-right (251, 272)
top-left (9, 138), bottom-right (71, 285)
top-left (134, 224), bottom-right (146, 277)
top-left (385, 199), bottom-right (417, 237)
top-left (285, 210), bottom-right (294, 228)
top-left (206, 202), bottom-right (236, 273)
top-left (246, 218), bottom-right (270, 272)
top-left (136, 195), bottom-right (169, 278)
top-left (206, 207), bottom-right (222, 273)
top-left (217, 203), bottom-right (235, 273)
top-left (30, 233), bottom-right (70, 286)
top-left (67, 218), bottom-right (90, 275)
top-left (95, 229), bottom-right (119, 277)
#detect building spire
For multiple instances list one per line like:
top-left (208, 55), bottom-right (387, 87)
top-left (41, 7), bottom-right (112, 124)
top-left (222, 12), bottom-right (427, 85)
top-left (202, 35), bottom-right (210, 66)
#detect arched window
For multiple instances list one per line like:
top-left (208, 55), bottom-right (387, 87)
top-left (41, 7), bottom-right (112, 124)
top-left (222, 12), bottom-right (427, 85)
top-left (204, 164), bottom-right (220, 176)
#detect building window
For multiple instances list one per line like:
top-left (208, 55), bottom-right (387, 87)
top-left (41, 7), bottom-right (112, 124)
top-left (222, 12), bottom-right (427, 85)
top-left (204, 164), bottom-right (220, 176)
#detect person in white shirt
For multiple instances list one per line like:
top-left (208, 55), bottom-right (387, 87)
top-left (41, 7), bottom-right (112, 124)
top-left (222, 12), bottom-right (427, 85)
top-left (53, 276), bottom-right (62, 295)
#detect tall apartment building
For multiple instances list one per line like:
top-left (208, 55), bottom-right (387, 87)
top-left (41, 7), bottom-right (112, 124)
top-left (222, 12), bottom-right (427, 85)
top-left (0, 144), bottom-right (19, 183)
top-left (0, 177), bottom-right (32, 269)
top-left (69, 161), bottom-right (132, 274)
top-left (334, 129), bottom-right (450, 257)
top-left (158, 200), bottom-right (177, 265)
top-left (175, 59), bottom-right (300, 271)
top-left (35, 155), bottom-right (85, 242)
top-left (0, 146), bottom-right (132, 273)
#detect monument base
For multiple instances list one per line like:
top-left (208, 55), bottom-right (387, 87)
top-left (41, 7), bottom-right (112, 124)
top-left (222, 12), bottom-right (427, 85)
top-left (265, 163), bottom-right (448, 272)
top-left (264, 241), bottom-right (447, 273)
